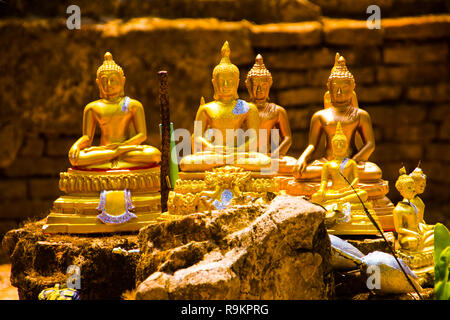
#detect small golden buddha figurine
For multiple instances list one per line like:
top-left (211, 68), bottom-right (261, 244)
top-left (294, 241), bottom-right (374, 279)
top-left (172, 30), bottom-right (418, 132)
top-left (393, 167), bottom-right (434, 282)
top-left (179, 41), bottom-right (271, 172)
top-left (289, 53), bottom-right (394, 230)
top-left (409, 163), bottom-right (434, 233)
top-left (311, 122), bottom-right (381, 235)
top-left (43, 52), bottom-right (163, 233)
top-left (69, 52), bottom-right (161, 169)
top-left (394, 167), bottom-right (434, 251)
top-left (245, 54), bottom-right (296, 174)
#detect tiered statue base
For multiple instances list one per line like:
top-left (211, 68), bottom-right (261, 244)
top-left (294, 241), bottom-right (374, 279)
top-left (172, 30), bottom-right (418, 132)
top-left (326, 202), bottom-right (383, 236)
top-left (43, 166), bottom-right (163, 234)
top-left (168, 166), bottom-right (279, 215)
top-left (287, 179), bottom-right (394, 231)
top-left (397, 248), bottom-right (434, 286)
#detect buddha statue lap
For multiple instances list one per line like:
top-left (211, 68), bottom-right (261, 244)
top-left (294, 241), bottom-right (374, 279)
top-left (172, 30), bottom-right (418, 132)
top-left (244, 54), bottom-right (297, 177)
top-left (311, 122), bottom-right (382, 235)
top-left (288, 53), bottom-right (394, 230)
top-left (43, 52), bottom-right (163, 233)
top-left (393, 167), bottom-right (434, 282)
top-left (169, 42), bottom-right (278, 215)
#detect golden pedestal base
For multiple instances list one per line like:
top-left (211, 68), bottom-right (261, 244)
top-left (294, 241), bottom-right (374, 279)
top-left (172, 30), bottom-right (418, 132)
top-left (286, 178), bottom-right (395, 231)
top-left (327, 202), bottom-right (383, 236)
top-left (397, 248), bottom-right (434, 286)
top-left (168, 166), bottom-right (279, 215)
top-left (43, 166), bottom-right (164, 234)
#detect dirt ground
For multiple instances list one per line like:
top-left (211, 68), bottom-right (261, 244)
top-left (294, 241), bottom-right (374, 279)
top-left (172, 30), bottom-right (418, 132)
top-left (0, 264), bottom-right (18, 300)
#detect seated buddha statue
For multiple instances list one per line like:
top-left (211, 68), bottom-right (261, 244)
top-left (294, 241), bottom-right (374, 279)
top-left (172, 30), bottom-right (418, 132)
top-left (393, 167), bottom-right (434, 276)
top-left (311, 122), bottom-right (381, 235)
top-left (289, 52), bottom-right (394, 231)
top-left (180, 41), bottom-right (271, 172)
top-left (68, 52), bottom-right (161, 169)
top-left (43, 52), bottom-right (162, 234)
top-left (409, 163), bottom-right (434, 233)
top-left (245, 54), bottom-right (296, 174)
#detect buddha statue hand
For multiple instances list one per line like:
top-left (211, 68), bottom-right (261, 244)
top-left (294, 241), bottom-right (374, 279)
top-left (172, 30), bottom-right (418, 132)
top-left (294, 156), bottom-right (308, 177)
top-left (311, 188), bottom-right (325, 204)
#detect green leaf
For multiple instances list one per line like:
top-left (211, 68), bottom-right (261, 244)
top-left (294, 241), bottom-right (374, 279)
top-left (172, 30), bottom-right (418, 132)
top-left (434, 223), bottom-right (450, 265)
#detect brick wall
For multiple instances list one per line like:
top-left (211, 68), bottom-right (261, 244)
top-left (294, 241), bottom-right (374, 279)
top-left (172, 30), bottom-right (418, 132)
top-left (0, 9), bottom-right (449, 250)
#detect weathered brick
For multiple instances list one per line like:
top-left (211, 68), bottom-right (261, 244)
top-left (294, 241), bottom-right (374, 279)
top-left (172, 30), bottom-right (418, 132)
top-left (250, 22), bottom-right (322, 48)
top-left (19, 135), bottom-right (45, 157)
top-left (393, 123), bottom-right (437, 143)
top-left (364, 106), bottom-right (395, 126)
top-left (358, 86), bottom-right (402, 104)
top-left (429, 104), bottom-right (450, 122)
top-left (323, 18), bottom-right (383, 46)
top-left (383, 15), bottom-right (450, 40)
top-left (288, 108), bottom-right (311, 130)
top-left (270, 71), bottom-right (309, 90)
top-left (263, 48), bottom-right (333, 70)
top-left (309, 67), bottom-right (375, 87)
top-left (439, 119), bottom-right (450, 140)
top-left (0, 199), bottom-right (52, 219)
top-left (377, 64), bottom-right (449, 85)
top-left (0, 180), bottom-right (27, 199)
top-left (383, 43), bottom-right (448, 64)
top-left (291, 132), bottom-right (308, 150)
top-left (278, 87), bottom-right (323, 106)
top-left (407, 83), bottom-right (450, 103)
top-left (5, 157), bottom-right (68, 177)
top-left (426, 143), bottom-right (450, 162)
top-left (45, 138), bottom-right (75, 157)
top-left (334, 48), bottom-right (381, 67)
top-left (395, 105), bottom-right (427, 124)
top-left (29, 179), bottom-right (60, 200)
top-left (0, 220), bottom-right (19, 235)
top-left (372, 143), bottom-right (423, 162)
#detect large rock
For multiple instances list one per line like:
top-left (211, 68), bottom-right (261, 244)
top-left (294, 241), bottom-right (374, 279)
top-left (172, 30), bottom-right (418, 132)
top-left (135, 195), bottom-right (333, 300)
top-left (2, 220), bottom-right (139, 300)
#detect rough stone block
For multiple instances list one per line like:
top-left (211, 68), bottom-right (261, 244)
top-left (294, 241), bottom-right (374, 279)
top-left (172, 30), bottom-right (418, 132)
top-left (383, 43), bottom-right (448, 64)
top-left (288, 108), bottom-right (311, 130)
top-left (5, 157), bottom-right (68, 177)
top-left (270, 71), bottom-right (309, 89)
top-left (377, 64), bottom-right (448, 85)
top-left (135, 196), bottom-right (332, 300)
top-left (278, 87), bottom-right (324, 106)
top-left (29, 179), bottom-right (60, 200)
top-left (407, 83), bottom-right (450, 103)
top-left (383, 15), bottom-right (450, 40)
top-left (250, 21), bottom-right (322, 48)
top-left (0, 180), bottom-right (27, 200)
top-left (393, 124), bottom-right (436, 142)
top-left (357, 86), bottom-right (402, 104)
top-left (439, 119), bottom-right (450, 140)
top-left (45, 138), bottom-right (76, 157)
top-left (263, 48), bottom-right (334, 70)
top-left (323, 18), bottom-right (383, 46)
top-left (430, 104), bottom-right (450, 122)
top-left (426, 143), bottom-right (450, 162)
top-left (1, 221), bottom-right (140, 300)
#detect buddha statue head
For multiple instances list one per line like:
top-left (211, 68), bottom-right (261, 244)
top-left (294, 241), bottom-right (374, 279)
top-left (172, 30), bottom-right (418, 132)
top-left (245, 54), bottom-right (273, 105)
top-left (327, 53), bottom-right (355, 107)
top-left (331, 122), bottom-right (348, 158)
top-left (96, 52), bottom-right (126, 100)
top-left (212, 41), bottom-right (240, 102)
top-left (395, 167), bottom-right (417, 201)
top-left (409, 162), bottom-right (427, 195)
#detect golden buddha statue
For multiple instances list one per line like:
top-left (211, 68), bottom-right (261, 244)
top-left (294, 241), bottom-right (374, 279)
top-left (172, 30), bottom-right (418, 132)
top-left (393, 167), bottom-right (434, 281)
top-left (179, 41), bottom-right (271, 172)
top-left (43, 52), bottom-right (163, 233)
top-left (311, 122), bottom-right (381, 235)
top-left (409, 163), bottom-right (434, 233)
top-left (69, 52), bottom-right (161, 170)
top-left (245, 54), bottom-right (297, 174)
top-left (168, 43), bottom-right (278, 216)
top-left (288, 53), bottom-right (394, 230)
